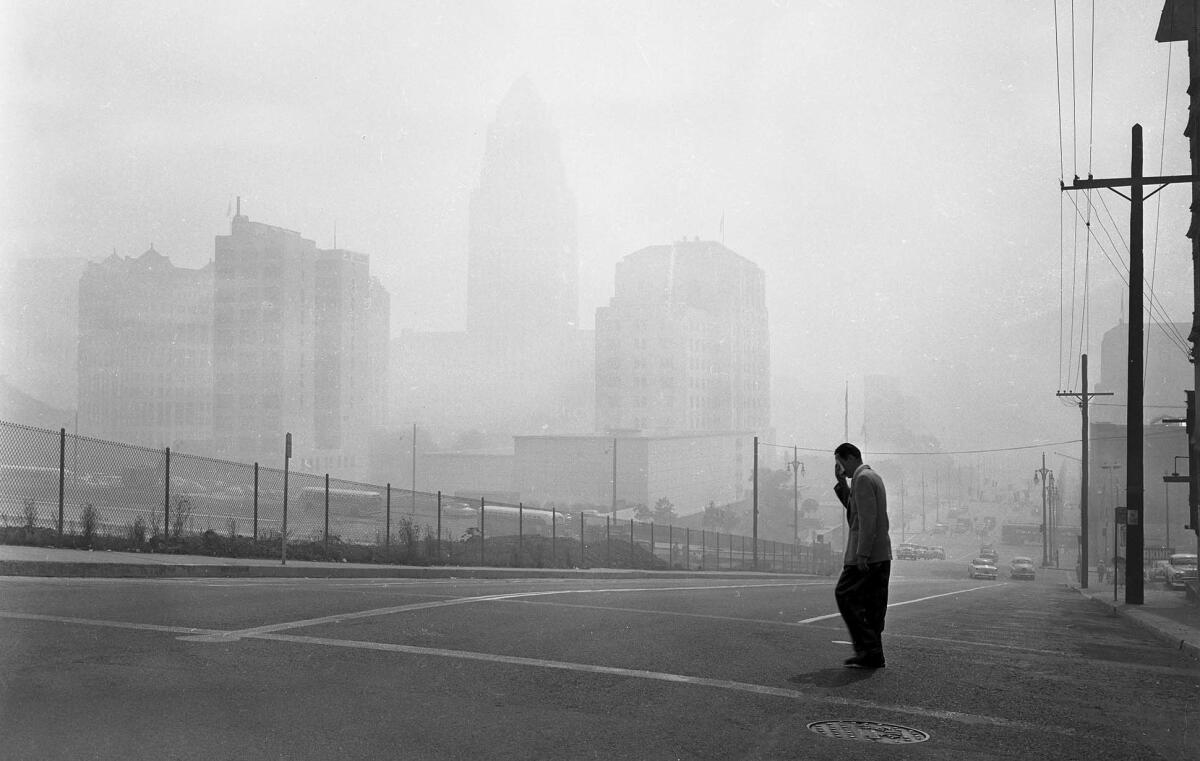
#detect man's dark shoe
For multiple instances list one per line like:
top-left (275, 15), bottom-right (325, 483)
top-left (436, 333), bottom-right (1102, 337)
top-left (843, 652), bottom-right (885, 669)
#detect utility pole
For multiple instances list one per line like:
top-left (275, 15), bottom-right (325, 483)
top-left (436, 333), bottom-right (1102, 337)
top-left (1058, 354), bottom-right (1112, 588)
top-left (1156, 2), bottom-right (1200, 568)
top-left (1062, 125), bottom-right (1170, 604)
top-left (611, 438), bottom-right (618, 514)
top-left (921, 473), bottom-right (926, 533)
top-left (752, 436), bottom-right (759, 571)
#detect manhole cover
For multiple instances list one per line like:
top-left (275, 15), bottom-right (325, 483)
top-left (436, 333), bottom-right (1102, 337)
top-left (807, 720), bottom-right (930, 744)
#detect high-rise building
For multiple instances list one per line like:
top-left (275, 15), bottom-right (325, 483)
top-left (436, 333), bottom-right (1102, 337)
top-left (595, 239), bottom-right (770, 434)
top-left (1093, 319), bottom-right (1193, 425)
top-left (394, 78), bottom-right (593, 443)
top-left (213, 207), bottom-right (388, 476)
top-left (467, 76), bottom-right (578, 338)
top-left (77, 247), bottom-right (212, 447)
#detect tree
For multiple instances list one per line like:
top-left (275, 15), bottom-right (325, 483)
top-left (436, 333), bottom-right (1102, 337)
top-left (652, 497), bottom-right (676, 523)
top-left (633, 502), bottom-right (652, 521)
top-left (701, 501), bottom-right (739, 533)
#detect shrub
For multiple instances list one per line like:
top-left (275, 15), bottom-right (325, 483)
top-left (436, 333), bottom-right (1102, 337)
top-left (127, 516), bottom-right (148, 545)
top-left (80, 503), bottom-right (97, 544)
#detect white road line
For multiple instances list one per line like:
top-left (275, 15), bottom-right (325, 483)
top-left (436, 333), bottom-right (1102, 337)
top-left (0, 610), bottom-right (222, 636)
top-left (202, 582), bottom-right (822, 640)
top-left (796, 583), bottom-right (1006, 624)
top-left (246, 630), bottom-right (1077, 736)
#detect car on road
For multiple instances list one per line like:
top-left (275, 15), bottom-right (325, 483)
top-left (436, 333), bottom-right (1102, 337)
top-left (1163, 553), bottom-right (1198, 589)
top-left (979, 545), bottom-right (999, 564)
top-left (928, 546), bottom-right (946, 560)
top-left (968, 557), bottom-right (998, 580)
top-left (1009, 556), bottom-right (1036, 580)
top-left (1146, 559), bottom-right (1172, 582)
top-left (931, 523), bottom-right (948, 535)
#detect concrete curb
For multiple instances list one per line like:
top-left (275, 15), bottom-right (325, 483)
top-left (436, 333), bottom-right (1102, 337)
top-left (0, 559), bottom-right (818, 582)
top-left (1076, 587), bottom-right (1200, 661)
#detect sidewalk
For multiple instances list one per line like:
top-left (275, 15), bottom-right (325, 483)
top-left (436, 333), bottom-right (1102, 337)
top-left (1073, 575), bottom-right (1200, 660)
top-left (0, 544), bottom-right (800, 581)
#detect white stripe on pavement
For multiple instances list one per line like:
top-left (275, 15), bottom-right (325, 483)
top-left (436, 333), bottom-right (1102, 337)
top-left (247, 630), bottom-right (1078, 736)
top-left (796, 583), bottom-right (1007, 624)
top-left (0, 610), bottom-right (223, 636)
top-left (190, 581), bottom-right (820, 640)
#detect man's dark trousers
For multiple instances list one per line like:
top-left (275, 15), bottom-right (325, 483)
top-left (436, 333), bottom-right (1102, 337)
top-left (834, 560), bottom-right (891, 655)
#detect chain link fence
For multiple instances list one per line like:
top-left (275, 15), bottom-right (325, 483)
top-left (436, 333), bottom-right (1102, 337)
top-left (0, 419), bottom-right (833, 574)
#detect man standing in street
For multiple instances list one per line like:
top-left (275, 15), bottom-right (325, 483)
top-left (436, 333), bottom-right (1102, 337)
top-left (833, 442), bottom-right (892, 669)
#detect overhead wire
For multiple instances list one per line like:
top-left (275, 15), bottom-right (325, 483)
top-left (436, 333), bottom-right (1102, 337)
top-left (1062, 192), bottom-right (1193, 359)
top-left (1054, 0), bottom-right (1067, 391)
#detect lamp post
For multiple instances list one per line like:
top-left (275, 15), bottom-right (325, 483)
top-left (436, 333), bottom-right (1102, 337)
top-left (785, 446), bottom-right (804, 545)
top-left (1034, 453), bottom-right (1054, 568)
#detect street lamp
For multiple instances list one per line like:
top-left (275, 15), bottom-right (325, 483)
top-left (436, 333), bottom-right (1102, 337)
top-left (1034, 452), bottom-right (1055, 567)
top-left (786, 447), bottom-right (805, 545)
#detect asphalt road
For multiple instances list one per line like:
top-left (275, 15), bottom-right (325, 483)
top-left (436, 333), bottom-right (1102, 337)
top-left (1, 562), bottom-right (1197, 760)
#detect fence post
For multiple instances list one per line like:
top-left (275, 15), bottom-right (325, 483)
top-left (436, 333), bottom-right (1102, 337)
top-left (518, 502), bottom-right (523, 561)
top-left (667, 525), bottom-right (673, 568)
top-left (580, 511), bottom-right (585, 568)
top-left (385, 484), bottom-right (391, 549)
top-left (436, 491), bottom-right (442, 562)
top-left (480, 497), bottom-right (486, 565)
top-left (606, 515), bottom-right (611, 567)
top-left (164, 446), bottom-right (171, 540)
top-left (650, 522), bottom-right (655, 567)
top-left (253, 463), bottom-right (259, 541)
top-left (281, 433), bottom-right (291, 566)
top-left (685, 527), bottom-right (690, 571)
top-left (629, 518), bottom-right (634, 569)
top-left (323, 473), bottom-right (329, 554)
top-left (551, 506), bottom-right (556, 567)
top-left (57, 428), bottom-right (65, 538)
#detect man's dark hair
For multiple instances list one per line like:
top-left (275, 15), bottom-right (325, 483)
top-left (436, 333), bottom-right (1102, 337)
top-left (834, 442), bottom-right (862, 460)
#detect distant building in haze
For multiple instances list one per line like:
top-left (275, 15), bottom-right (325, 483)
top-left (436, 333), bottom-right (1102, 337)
top-left (213, 206), bottom-right (389, 478)
top-left (0, 257), bottom-right (88, 413)
top-left (77, 247), bottom-right (213, 447)
top-left (467, 75), bottom-right (578, 338)
top-left (594, 239), bottom-right (770, 435)
top-left (1092, 319), bottom-right (1192, 425)
top-left (393, 77), bottom-right (593, 445)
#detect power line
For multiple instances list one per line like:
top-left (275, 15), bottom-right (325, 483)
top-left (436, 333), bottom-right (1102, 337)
top-left (759, 430), bottom-right (1183, 459)
top-left (1061, 192), bottom-right (1193, 360)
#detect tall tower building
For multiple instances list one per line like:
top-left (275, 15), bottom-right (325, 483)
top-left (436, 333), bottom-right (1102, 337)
top-left (467, 77), bottom-right (578, 338)
top-left (595, 240), bottom-right (770, 434)
top-left (77, 247), bottom-right (212, 446)
top-left (213, 206), bottom-right (389, 476)
top-left (213, 208), bottom-right (319, 462)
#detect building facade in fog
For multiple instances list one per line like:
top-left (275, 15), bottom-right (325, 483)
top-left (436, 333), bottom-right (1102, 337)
top-left (467, 75), bottom-right (578, 338)
top-left (0, 257), bottom-right (88, 413)
top-left (1092, 319), bottom-right (1192, 425)
top-left (862, 374), bottom-right (922, 452)
top-left (595, 240), bottom-right (770, 435)
top-left (515, 431), bottom-right (750, 514)
top-left (214, 209), bottom-right (389, 478)
top-left (393, 78), bottom-right (593, 445)
top-left (77, 247), bottom-right (212, 447)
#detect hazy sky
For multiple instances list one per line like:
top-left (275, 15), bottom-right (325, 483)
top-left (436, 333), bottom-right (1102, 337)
top-left (1, 0), bottom-right (1194, 457)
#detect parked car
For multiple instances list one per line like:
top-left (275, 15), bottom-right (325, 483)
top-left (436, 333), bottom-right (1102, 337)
top-left (1009, 556), bottom-right (1036, 580)
top-left (931, 523), bottom-right (948, 535)
top-left (1146, 559), bottom-right (1172, 582)
top-left (968, 557), bottom-right (998, 580)
top-left (1164, 553), bottom-right (1198, 589)
top-left (896, 543), bottom-right (919, 560)
top-left (928, 546), bottom-right (946, 560)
